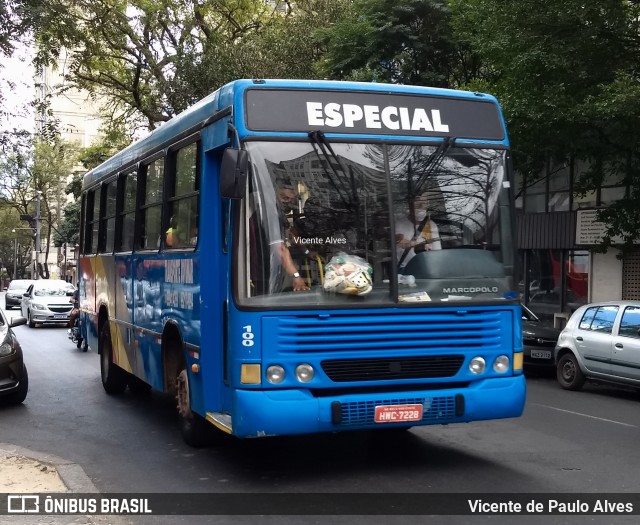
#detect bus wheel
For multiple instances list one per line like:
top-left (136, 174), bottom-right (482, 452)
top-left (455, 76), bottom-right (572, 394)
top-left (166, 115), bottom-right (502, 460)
top-left (176, 368), bottom-right (209, 447)
top-left (128, 375), bottom-right (152, 395)
top-left (100, 324), bottom-right (127, 395)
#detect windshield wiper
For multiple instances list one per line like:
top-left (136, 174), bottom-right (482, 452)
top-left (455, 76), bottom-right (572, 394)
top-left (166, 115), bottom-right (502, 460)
top-left (308, 131), bottom-right (360, 210)
top-left (412, 136), bottom-right (455, 196)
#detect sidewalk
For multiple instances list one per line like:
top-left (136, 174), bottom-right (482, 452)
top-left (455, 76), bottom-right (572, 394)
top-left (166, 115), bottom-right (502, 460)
top-left (0, 443), bottom-right (132, 525)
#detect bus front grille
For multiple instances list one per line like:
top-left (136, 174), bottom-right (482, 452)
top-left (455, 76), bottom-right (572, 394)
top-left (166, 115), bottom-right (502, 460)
top-left (321, 355), bottom-right (464, 382)
top-left (267, 310), bottom-right (507, 354)
top-left (339, 396), bottom-right (458, 426)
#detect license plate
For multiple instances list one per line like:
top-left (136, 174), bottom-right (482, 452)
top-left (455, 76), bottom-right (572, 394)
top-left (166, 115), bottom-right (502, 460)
top-left (53, 314), bottom-right (69, 319)
top-left (531, 350), bottom-right (551, 359)
top-left (374, 404), bottom-right (423, 423)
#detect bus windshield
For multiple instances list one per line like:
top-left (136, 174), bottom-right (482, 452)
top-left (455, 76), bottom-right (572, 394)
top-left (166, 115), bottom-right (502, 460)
top-left (239, 141), bottom-right (513, 307)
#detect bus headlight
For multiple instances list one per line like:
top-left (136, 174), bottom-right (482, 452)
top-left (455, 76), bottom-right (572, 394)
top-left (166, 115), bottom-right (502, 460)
top-left (493, 355), bottom-right (510, 373)
top-left (469, 357), bottom-right (486, 375)
top-left (295, 363), bottom-right (314, 383)
top-left (266, 365), bottom-right (285, 384)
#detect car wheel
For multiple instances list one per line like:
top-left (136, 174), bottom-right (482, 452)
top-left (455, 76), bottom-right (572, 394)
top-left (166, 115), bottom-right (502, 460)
top-left (4, 302), bottom-right (10, 310)
top-left (99, 323), bottom-right (127, 395)
top-left (557, 353), bottom-right (585, 391)
top-left (27, 310), bottom-right (36, 328)
top-left (4, 364), bottom-right (28, 405)
top-left (176, 368), bottom-right (210, 447)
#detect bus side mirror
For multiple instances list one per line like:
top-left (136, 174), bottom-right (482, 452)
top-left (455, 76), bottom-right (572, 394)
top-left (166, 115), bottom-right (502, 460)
top-left (220, 148), bottom-right (248, 199)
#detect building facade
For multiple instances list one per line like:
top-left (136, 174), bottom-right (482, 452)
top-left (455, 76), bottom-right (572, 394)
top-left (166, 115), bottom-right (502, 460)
top-left (515, 159), bottom-right (638, 326)
top-left (36, 48), bottom-right (105, 281)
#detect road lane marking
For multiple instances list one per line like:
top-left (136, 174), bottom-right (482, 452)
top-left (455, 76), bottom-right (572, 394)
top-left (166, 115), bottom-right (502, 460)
top-left (532, 403), bottom-right (637, 428)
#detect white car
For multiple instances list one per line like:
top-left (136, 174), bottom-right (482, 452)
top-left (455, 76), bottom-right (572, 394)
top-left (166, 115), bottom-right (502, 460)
top-left (555, 301), bottom-right (640, 391)
top-left (21, 281), bottom-right (76, 328)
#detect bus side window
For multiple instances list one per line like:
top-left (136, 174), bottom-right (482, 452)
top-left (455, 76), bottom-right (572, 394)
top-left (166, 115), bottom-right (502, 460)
top-left (141, 158), bottom-right (164, 250)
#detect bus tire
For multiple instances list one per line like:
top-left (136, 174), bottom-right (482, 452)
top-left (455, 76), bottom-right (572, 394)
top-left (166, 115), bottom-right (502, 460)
top-left (128, 375), bottom-right (152, 395)
top-left (100, 324), bottom-right (127, 395)
top-left (176, 368), bottom-right (209, 447)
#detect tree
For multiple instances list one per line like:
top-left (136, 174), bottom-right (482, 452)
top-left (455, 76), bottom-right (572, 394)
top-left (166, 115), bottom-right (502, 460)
top-left (28, 0), bottom-right (352, 131)
top-left (318, 0), bottom-right (482, 87)
top-left (450, 0), bottom-right (640, 255)
top-left (0, 136), bottom-right (78, 278)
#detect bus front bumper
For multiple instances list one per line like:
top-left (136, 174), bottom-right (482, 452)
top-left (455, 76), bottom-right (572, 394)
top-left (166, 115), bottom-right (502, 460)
top-left (224, 375), bottom-right (526, 438)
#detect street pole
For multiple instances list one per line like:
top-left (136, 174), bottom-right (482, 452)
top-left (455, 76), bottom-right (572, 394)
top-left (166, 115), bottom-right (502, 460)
top-left (35, 191), bottom-right (41, 280)
top-left (13, 238), bottom-right (17, 279)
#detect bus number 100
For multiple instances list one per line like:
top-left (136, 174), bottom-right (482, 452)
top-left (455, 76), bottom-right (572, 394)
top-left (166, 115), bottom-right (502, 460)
top-left (242, 325), bottom-right (255, 347)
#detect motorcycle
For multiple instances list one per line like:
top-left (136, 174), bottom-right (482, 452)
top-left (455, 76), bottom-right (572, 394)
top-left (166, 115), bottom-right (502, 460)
top-left (68, 308), bottom-right (86, 351)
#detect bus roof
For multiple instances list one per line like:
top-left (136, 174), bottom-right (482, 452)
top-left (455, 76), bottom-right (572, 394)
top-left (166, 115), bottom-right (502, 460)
top-left (83, 79), bottom-right (506, 190)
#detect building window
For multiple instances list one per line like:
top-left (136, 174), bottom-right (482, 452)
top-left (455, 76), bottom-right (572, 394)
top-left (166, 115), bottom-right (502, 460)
top-left (524, 249), bottom-right (589, 325)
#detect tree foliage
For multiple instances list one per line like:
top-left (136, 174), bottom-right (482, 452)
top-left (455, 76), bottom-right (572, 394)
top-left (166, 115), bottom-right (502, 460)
top-left (450, 0), bottom-right (640, 255)
top-left (318, 0), bottom-right (482, 87)
top-left (0, 137), bottom-right (78, 278)
top-left (6, 0), bottom-right (640, 262)
top-left (28, 0), bottom-right (351, 130)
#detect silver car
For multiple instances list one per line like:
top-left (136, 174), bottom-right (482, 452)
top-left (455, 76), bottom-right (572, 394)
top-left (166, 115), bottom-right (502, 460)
top-left (21, 281), bottom-right (76, 328)
top-left (555, 301), bottom-right (640, 391)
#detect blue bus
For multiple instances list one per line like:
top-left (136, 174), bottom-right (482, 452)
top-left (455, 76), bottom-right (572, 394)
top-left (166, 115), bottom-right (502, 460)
top-left (78, 79), bottom-right (525, 445)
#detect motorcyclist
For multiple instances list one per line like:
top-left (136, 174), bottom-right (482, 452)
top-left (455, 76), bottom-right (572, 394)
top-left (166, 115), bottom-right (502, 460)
top-left (69, 288), bottom-right (80, 331)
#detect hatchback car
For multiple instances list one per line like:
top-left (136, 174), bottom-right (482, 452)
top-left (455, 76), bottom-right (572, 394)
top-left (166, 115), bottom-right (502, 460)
top-left (5, 279), bottom-right (35, 310)
top-left (555, 301), bottom-right (640, 390)
top-left (21, 280), bottom-right (76, 328)
top-left (522, 304), bottom-right (560, 368)
top-left (0, 309), bottom-right (28, 405)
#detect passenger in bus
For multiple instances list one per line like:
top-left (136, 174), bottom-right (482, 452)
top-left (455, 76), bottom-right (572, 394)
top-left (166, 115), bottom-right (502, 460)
top-left (165, 216), bottom-right (179, 247)
top-left (275, 184), bottom-right (310, 292)
top-left (248, 184), bottom-right (310, 294)
top-left (190, 225), bottom-right (198, 246)
top-left (396, 192), bottom-right (441, 271)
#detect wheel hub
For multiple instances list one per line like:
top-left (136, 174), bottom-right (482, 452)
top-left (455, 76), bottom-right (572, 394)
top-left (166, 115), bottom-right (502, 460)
top-left (176, 369), bottom-right (190, 418)
top-left (562, 361), bottom-right (575, 381)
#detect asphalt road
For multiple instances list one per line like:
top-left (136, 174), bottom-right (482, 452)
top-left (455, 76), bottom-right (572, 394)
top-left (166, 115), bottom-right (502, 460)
top-left (2, 293), bottom-right (640, 525)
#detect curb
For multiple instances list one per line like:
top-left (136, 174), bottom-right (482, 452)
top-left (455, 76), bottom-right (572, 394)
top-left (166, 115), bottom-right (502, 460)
top-left (0, 443), bottom-right (133, 525)
top-left (0, 442), bottom-right (99, 493)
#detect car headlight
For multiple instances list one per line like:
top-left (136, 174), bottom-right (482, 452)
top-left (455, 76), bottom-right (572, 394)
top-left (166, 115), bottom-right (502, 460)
top-left (266, 365), bottom-right (285, 384)
top-left (0, 342), bottom-right (15, 357)
top-left (469, 356), bottom-right (486, 375)
top-left (493, 355), bottom-right (510, 373)
top-left (31, 303), bottom-right (46, 310)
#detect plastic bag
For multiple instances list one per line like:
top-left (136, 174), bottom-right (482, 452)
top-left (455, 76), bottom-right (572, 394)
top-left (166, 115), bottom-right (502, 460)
top-left (323, 253), bottom-right (373, 296)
